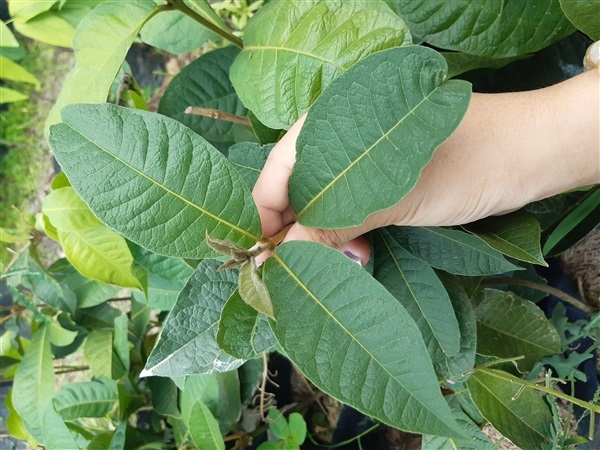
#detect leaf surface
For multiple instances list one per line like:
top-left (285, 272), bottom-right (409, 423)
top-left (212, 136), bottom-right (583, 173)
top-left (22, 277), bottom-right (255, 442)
top-left (45, 0), bottom-right (158, 135)
top-left (49, 104), bottom-right (262, 259)
top-left (13, 326), bottom-right (54, 439)
top-left (467, 369), bottom-right (553, 449)
top-left (386, 0), bottom-right (574, 57)
top-left (421, 406), bottom-right (495, 450)
top-left (53, 381), bottom-right (118, 420)
top-left (143, 260), bottom-right (244, 377)
top-left (463, 210), bottom-right (547, 266)
top-left (560, 0), bottom-right (600, 39)
top-left (217, 289), bottom-right (275, 359)
top-left (0, 20), bottom-right (19, 47)
top-left (159, 46), bottom-right (250, 144)
top-left (188, 401), bottom-right (224, 450)
top-left (290, 47), bottom-right (471, 228)
top-left (264, 241), bottom-right (463, 438)
top-left (0, 55), bottom-right (40, 87)
top-left (228, 143), bottom-right (273, 190)
top-left (473, 289), bottom-right (561, 372)
top-left (373, 229), bottom-right (460, 364)
top-left (387, 226), bottom-right (519, 276)
top-left (231, 0), bottom-right (411, 130)
top-left (442, 52), bottom-right (529, 79)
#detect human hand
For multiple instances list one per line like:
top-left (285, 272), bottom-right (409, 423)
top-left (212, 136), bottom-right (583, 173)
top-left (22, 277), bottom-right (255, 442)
top-left (253, 70), bottom-right (600, 265)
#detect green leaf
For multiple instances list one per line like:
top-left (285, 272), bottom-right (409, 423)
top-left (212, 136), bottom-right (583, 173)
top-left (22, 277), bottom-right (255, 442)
top-left (1, 20), bottom-right (20, 47)
top-left (463, 210), bottom-right (547, 266)
top-left (386, 0), bottom-right (574, 57)
top-left (0, 55), bottom-right (40, 87)
top-left (45, 0), bottom-right (158, 135)
top-left (43, 187), bottom-right (143, 290)
top-left (239, 359), bottom-right (263, 405)
top-left (158, 46), bottom-right (250, 144)
top-left (421, 406), bottom-right (495, 450)
top-left (230, 0), bottom-right (412, 130)
top-left (143, 260), bottom-right (244, 377)
top-left (48, 319), bottom-right (78, 347)
top-left (180, 374), bottom-right (220, 424)
top-left (442, 52), bottom-right (529, 79)
top-left (387, 226), bottom-right (520, 276)
top-left (264, 241), bottom-right (464, 438)
top-left (247, 112), bottom-right (285, 146)
top-left (214, 371), bottom-right (241, 434)
top-left (49, 104), bottom-right (262, 259)
top-left (6, 389), bottom-right (34, 443)
top-left (13, 326), bottom-right (55, 439)
top-left (148, 377), bottom-right (180, 418)
top-left (50, 261), bottom-right (120, 309)
top-left (53, 381), bottom-right (118, 420)
top-left (560, 0), bottom-right (600, 39)
top-left (268, 408), bottom-right (289, 439)
top-left (188, 401), bottom-right (224, 450)
top-left (434, 274), bottom-right (477, 383)
top-left (228, 143), bottom-right (273, 191)
top-left (13, 11), bottom-right (75, 47)
top-left (141, 9), bottom-right (216, 54)
top-left (290, 46), bottom-right (471, 228)
top-left (467, 369), bottom-right (553, 449)
top-left (239, 260), bottom-right (274, 319)
top-left (84, 330), bottom-right (125, 380)
top-left (41, 404), bottom-right (81, 450)
top-left (373, 229), bottom-right (460, 364)
top-left (217, 289), bottom-right (275, 359)
top-left (113, 314), bottom-right (130, 373)
top-left (0, 227), bottom-right (30, 243)
top-left (0, 86), bottom-right (28, 103)
top-left (109, 421), bottom-right (127, 450)
top-left (288, 413), bottom-right (307, 445)
top-left (9, 0), bottom-right (56, 22)
top-left (543, 187), bottom-right (600, 256)
top-left (473, 289), bottom-right (561, 372)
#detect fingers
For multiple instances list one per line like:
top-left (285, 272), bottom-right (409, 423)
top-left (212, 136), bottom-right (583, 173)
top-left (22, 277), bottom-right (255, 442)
top-left (253, 115), bottom-right (307, 237)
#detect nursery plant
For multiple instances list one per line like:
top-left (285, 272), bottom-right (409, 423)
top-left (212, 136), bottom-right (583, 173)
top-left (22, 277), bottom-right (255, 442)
top-left (3, 0), bottom-right (600, 449)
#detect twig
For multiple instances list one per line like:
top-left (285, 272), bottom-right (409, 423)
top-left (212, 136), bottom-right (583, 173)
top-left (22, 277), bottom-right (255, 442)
top-left (166, 0), bottom-right (243, 48)
top-left (55, 366), bottom-right (90, 375)
top-left (260, 352), bottom-right (269, 420)
top-left (0, 310), bottom-right (18, 325)
top-left (481, 277), bottom-right (593, 314)
top-left (185, 107), bottom-right (251, 126)
top-left (2, 242), bottom-right (31, 276)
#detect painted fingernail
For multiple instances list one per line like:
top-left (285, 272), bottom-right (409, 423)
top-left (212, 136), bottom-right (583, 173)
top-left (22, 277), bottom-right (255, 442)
top-left (343, 250), bottom-right (362, 266)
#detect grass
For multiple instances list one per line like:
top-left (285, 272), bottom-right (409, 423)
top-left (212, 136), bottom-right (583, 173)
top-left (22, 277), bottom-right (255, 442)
top-left (0, 40), bottom-right (74, 268)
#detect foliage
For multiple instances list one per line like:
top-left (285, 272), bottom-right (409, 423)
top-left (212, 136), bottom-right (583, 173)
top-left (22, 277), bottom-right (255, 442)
top-left (3, 0), bottom-right (600, 449)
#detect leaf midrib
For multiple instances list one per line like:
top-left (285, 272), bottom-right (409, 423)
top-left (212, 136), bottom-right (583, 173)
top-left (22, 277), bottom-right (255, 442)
top-left (62, 123), bottom-right (261, 243)
top-left (297, 91), bottom-right (436, 218)
top-left (243, 45), bottom-right (346, 70)
top-left (272, 252), bottom-right (456, 429)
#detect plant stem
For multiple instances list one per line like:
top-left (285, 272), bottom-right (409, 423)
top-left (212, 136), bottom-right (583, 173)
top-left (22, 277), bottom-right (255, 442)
top-left (166, 0), bottom-right (243, 48)
top-left (475, 367), bottom-right (600, 414)
top-left (185, 107), bottom-right (251, 126)
top-left (481, 277), bottom-right (593, 314)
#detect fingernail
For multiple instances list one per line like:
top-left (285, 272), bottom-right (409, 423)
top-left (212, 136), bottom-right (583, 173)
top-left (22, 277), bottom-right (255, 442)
top-left (343, 250), bottom-right (362, 266)
top-left (584, 41), bottom-right (600, 70)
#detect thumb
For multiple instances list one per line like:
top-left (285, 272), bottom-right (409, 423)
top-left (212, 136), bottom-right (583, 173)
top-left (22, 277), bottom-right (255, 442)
top-left (283, 222), bottom-right (371, 266)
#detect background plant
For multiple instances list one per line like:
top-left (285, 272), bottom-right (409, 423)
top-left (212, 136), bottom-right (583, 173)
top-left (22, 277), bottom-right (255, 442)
top-left (2, 0), bottom-right (600, 449)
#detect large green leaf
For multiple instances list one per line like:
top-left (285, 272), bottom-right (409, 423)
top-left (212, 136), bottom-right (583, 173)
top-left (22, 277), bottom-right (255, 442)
top-left (387, 226), bottom-right (519, 276)
top-left (13, 326), bottom-right (55, 439)
top-left (434, 274), bottom-right (477, 383)
top-left (230, 0), bottom-right (411, 130)
top-left (386, 0), bottom-right (574, 57)
top-left (49, 104), bottom-right (262, 259)
top-left (217, 289), bottom-right (275, 360)
top-left (41, 404), bottom-right (81, 450)
top-left (442, 52), bottom-right (529, 79)
top-left (50, 261), bottom-right (119, 309)
top-left (148, 377), bottom-right (180, 419)
top-left (83, 330), bottom-right (125, 380)
top-left (0, 20), bottom-right (19, 47)
top-left (290, 46), bottom-right (471, 228)
top-left (473, 289), bottom-right (561, 372)
top-left (180, 374), bottom-right (220, 424)
top-left (13, 11), bottom-right (75, 47)
top-left (9, 0), bottom-right (56, 22)
top-left (141, 9), bottom-right (216, 54)
top-left (0, 55), bottom-right (40, 87)
top-left (264, 241), bottom-right (463, 438)
top-left (421, 406), bottom-right (495, 450)
top-left (187, 401), bottom-right (224, 450)
top-left (43, 187), bottom-right (143, 290)
top-left (560, 0), bottom-right (600, 39)
top-left (463, 210), bottom-right (547, 266)
top-left (373, 229), bottom-right (460, 364)
top-left (142, 260), bottom-right (244, 377)
top-left (158, 46), bottom-right (251, 144)
top-left (53, 381), bottom-right (118, 420)
top-left (467, 369), bottom-right (553, 449)
top-left (228, 143), bottom-right (273, 191)
top-left (45, 0), bottom-right (159, 135)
